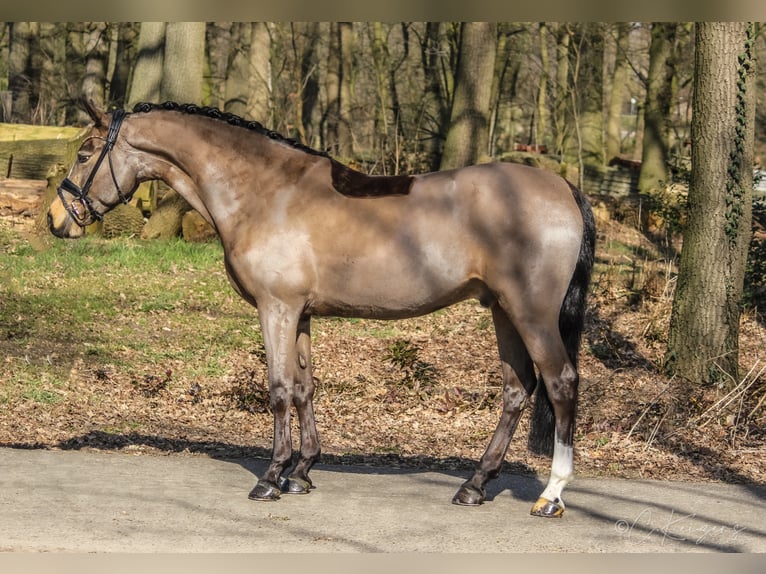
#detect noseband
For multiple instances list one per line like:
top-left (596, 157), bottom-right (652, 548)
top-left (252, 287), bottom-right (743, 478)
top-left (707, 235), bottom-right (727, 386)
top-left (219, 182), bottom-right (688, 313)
top-left (58, 108), bottom-right (129, 226)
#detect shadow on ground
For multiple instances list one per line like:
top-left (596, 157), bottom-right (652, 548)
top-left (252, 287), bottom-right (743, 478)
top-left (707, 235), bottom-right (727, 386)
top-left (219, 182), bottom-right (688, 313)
top-left (3, 430), bottom-right (544, 506)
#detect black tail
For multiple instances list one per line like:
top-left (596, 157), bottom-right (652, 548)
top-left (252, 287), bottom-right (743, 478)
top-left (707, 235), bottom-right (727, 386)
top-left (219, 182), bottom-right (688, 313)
top-left (527, 182), bottom-right (596, 456)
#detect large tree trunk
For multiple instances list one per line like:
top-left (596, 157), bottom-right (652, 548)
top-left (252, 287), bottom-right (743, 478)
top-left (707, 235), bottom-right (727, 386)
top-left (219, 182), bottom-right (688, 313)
top-left (161, 22), bottom-right (205, 103)
top-left (127, 22), bottom-right (165, 107)
top-left (439, 22), bottom-right (497, 170)
top-left (667, 22), bottom-right (756, 385)
top-left (637, 23), bottom-right (678, 197)
top-left (134, 22), bottom-right (209, 241)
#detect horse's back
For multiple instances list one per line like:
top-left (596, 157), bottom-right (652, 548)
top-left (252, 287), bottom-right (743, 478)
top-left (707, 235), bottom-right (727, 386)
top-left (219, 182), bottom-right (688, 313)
top-left (412, 162), bottom-right (585, 247)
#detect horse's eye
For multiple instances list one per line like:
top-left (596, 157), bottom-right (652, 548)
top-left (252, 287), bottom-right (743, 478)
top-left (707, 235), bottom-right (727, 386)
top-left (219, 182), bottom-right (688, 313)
top-left (77, 152), bottom-right (90, 164)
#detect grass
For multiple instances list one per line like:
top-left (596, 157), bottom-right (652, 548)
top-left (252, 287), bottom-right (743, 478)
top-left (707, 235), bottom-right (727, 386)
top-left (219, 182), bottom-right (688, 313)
top-left (0, 228), bottom-right (257, 397)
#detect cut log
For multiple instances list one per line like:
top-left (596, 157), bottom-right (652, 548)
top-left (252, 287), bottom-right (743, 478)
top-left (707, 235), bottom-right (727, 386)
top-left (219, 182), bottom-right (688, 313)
top-left (0, 178), bottom-right (47, 216)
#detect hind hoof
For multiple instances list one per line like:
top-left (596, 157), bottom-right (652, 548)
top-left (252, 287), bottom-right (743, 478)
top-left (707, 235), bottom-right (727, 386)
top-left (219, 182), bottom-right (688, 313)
top-left (285, 475), bottom-right (312, 494)
top-left (248, 479), bottom-right (282, 501)
top-left (530, 497), bottom-right (564, 517)
top-left (451, 484), bottom-right (485, 506)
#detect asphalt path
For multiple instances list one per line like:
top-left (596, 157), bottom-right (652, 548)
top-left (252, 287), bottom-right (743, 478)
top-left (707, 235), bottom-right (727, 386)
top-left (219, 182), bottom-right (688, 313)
top-left (0, 447), bottom-right (764, 553)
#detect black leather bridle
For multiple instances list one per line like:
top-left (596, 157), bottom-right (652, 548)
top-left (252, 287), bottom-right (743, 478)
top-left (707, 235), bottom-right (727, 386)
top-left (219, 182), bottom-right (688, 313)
top-left (57, 108), bottom-right (130, 226)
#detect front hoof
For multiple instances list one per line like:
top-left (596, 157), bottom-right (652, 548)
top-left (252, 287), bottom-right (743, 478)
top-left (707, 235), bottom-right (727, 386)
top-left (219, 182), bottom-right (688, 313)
top-left (284, 475), bottom-right (313, 495)
top-left (452, 484), bottom-right (485, 506)
top-left (530, 497), bottom-right (564, 517)
top-left (248, 479), bottom-right (282, 501)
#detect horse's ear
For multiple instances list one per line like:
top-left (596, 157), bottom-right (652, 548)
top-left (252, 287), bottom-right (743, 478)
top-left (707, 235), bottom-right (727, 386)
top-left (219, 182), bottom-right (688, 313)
top-left (81, 97), bottom-right (108, 128)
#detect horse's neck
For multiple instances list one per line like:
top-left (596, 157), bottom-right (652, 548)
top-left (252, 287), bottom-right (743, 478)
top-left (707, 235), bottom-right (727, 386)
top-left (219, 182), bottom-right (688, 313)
top-left (130, 113), bottom-right (314, 228)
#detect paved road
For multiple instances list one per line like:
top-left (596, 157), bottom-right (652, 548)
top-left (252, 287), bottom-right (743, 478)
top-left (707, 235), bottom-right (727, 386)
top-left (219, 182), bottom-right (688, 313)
top-left (0, 447), bottom-right (763, 552)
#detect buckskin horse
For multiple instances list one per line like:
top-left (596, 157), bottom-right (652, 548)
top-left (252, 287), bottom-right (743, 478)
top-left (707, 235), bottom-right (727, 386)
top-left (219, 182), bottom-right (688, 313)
top-left (48, 101), bottom-right (595, 517)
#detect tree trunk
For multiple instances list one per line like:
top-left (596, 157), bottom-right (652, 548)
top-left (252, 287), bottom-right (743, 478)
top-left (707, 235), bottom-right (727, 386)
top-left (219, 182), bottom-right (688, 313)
top-left (605, 22), bottom-right (631, 159)
top-left (339, 22), bottom-right (355, 158)
top-left (420, 22), bottom-right (451, 170)
top-left (81, 22), bottom-right (109, 109)
top-left (127, 22), bottom-right (165, 107)
top-left (224, 22), bottom-right (254, 117)
top-left (161, 22), bottom-right (205, 103)
top-left (325, 22), bottom-right (355, 158)
top-left (637, 23), bottom-right (678, 197)
top-left (207, 22), bottom-right (233, 111)
top-left (667, 22), bottom-right (756, 385)
top-left (297, 22), bottom-right (321, 146)
top-left (35, 22), bottom-right (65, 125)
top-left (140, 22), bottom-right (207, 240)
top-left (553, 23), bottom-right (571, 159)
top-left (110, 22), bottom-right (137, 109)
top-left (247, 22), bottom-right (272, 123)
top-left (536, 22), bottom-right (551, 149)
top-left (223, 22), bottom-right (271, 122)
top-left (571, 22), bottom-right (605, 176)
top-left (439, 22), bottom-right (497, 170)
top-left (369, 22), bottom-right (393, 167)
top-left (8, 22), bottom-right (35, 123)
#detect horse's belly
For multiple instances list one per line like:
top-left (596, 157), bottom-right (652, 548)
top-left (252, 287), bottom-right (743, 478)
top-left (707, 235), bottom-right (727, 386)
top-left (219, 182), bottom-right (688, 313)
top-left (309, 269), bottom-right (487, 320)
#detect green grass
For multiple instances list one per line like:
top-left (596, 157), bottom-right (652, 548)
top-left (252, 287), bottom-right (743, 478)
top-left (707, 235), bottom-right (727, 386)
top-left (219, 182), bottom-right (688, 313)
top-left (0, 229), bottom-right (257, 397)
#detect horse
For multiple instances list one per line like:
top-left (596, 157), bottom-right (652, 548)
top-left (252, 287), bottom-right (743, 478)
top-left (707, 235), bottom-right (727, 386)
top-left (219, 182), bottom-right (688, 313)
top-left (48, 101), bottom-right (595, 518)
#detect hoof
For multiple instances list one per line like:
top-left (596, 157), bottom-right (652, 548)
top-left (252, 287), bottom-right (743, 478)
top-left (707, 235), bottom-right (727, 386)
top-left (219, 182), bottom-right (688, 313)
top-left (248, 479), bottom-right (282, 501)
top-left (284, 475), bottom-right (312, 495)
top-left (451, 484), bottom-right (485, 506)
top-left (530, 497), bottom-right (564, 517)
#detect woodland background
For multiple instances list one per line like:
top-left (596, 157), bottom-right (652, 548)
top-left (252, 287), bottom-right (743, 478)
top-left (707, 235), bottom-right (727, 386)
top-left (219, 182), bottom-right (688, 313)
top-left (4, 22), bottom-right (764, 183)
top-left (0, 23), bottom-right (764, 483)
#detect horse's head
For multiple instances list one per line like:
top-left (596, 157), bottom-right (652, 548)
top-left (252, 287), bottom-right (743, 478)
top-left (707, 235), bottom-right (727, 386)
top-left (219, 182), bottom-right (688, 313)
top-left (48, 100), bottom-right (138, 238)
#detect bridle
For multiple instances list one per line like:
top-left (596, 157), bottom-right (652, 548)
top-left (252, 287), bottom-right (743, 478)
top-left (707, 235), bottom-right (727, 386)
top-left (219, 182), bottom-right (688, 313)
top-left (57, 108), bottom-right (130, 226)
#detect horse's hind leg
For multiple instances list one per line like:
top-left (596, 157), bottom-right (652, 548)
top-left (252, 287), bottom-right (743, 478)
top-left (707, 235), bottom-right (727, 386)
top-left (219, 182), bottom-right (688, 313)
top-left (521, 327), bottom-right (579, 518)
top-left (452, 303), bottom-right (536, 506)
top-left (284, 314), bottom-right (321, 494)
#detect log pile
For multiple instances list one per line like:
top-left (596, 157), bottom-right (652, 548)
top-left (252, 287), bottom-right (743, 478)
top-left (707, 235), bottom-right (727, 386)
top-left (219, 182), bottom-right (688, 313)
top-left (0, 177), bottom-right (47, 217)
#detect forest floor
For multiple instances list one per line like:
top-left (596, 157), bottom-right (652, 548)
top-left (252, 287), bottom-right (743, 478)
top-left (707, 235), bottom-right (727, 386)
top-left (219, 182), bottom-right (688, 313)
top-left (0, 204), bottom-right (764, 486)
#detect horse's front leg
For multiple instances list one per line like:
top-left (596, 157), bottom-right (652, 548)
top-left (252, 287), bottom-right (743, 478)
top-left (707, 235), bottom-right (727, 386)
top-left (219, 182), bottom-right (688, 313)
top-left (248, 300), bottom-right (301, 501)
top-left (283, 314), bottom-right (320, 494)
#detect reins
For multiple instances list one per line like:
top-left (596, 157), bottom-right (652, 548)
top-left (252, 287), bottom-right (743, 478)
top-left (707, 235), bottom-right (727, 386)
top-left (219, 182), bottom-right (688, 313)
top-left (58, 108), bottom-right (129, 226)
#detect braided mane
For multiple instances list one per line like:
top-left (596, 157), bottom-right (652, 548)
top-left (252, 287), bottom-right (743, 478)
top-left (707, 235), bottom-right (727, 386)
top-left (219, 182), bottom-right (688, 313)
top-left (132, 101), bottom-right (329, 159)
top-left (131, 101), bottom-right (412, 198)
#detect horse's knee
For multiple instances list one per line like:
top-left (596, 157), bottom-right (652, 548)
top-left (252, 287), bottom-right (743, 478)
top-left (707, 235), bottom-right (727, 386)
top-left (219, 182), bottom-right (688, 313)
top-left (269, 384), bottom-right (292, 412)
